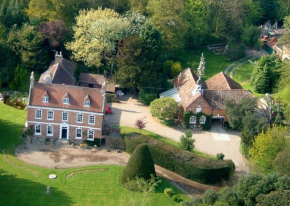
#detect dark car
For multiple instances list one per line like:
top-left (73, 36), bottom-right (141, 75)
top-left (105, 106), bottom-right (112, 114)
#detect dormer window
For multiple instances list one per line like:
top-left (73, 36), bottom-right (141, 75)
top-left (42, 91), bottom-right (49, 103)
top-left (84, 95), bottom-right (90, 107)
top-left (63, 93), bottom-right (70, 104)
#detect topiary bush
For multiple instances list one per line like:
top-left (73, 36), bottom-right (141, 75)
top-left (124, 133), bottom-right (235, 184)
top-left (121, 143), bottom-right (156, 184)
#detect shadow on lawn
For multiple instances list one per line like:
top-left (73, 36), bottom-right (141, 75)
top-left (0, 169), bottom-right (74, 206)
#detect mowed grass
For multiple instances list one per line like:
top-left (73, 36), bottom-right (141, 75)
top-left (121, 126), bottom-right (215, 159)
top-left (0, 102), bottom-right (189, 206)
top-left (175, 49), bottom-right (231, 80)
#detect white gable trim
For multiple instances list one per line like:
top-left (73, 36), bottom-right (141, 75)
top-left (27, 105), bottom-right (104, 116)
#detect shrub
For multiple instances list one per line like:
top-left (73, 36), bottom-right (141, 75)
top-left (124, 175), bottom-right (160, 193)
top-left (135, 116), bottom-right (147, 129)
top-left (172, 194), bottom-right (182, 203)
top-left (84, 138), bottom-right (101, 147)
top-left (161, 119), bottom-right (175, 126)
top-left (184, 111), bottom-right (211, 130)
top-left (150, 97), bottom-right (179, 121)
top-left (216, 153), bottom-right (225, 160)
top-left (106, 93), bottom-right (118, 103)
top-left (164, 188), bottom-right (176, 197)
top-left (138, 90), bottom-right (157, 105)
top-left (179, 130), bottom-right (195, 151)
top-left (121, 143), bottom-right (156, 184)
top-left (124, 134), bottom-right (235, 184)
top-left (202, 189), bottom-right (219, 205)
top-left (171, 62), bottom-right (182, 77)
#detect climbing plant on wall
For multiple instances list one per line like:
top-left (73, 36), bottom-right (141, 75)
top-left (184, 111), bottom-right (212, 130)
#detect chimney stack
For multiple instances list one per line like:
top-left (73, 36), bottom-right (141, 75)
top-left (30, 72), bottom-right (35, 88)
top-left (55, 51), bottom-right (63, 62)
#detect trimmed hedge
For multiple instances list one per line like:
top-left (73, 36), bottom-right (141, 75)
top-left (121, 143), bottom-right (156, 184)
top-left (124, 134), bottom-right (235, 184)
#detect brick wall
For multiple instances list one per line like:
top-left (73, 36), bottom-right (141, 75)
top-left (27, 107), bottom-right (103, 140)
top-left (185, 95), bottom-right (212, 115)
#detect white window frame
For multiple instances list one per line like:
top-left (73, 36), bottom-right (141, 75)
top-left (200, 116), bottom-right (206, 124)
top-left (87, 129), bottom-right (94, 141)
top-left (63, 98), bottom-right (69, 104)
top-left (35, 109), bottom-right (42, 119)
top-left (43, 96), bottom-right (49, 103)
top-left (62, 112), bottom-right (68, 122)
top-left (47, 110), bottom-right (54, 120)
top-left (189, 116), bottom-right (196, 124)
top-left (84, 101), bottom-right (90, 107)
top-left (35, 124), bottom-right (41, 135)
top-left (47, 125), bottom-right (53, 136)
top-left (196, 106), bottom-right (201, 113)
top-left (88, 115), bottom-right (95, 125)
top-left (76, 113), bottom-right (83, 123)
top-left (76, 128), bottom-right (82, 139)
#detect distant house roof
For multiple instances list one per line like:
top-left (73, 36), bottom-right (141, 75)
top-left (202, 72), bottom-right (243, 90)
top-left (39, 55), bottom-right (76, 85)
top-left (159, 88), bottom-right (181, 102)
top-left (79, 73), bottom-right (116, 93)
top-left (203, 90), bottom-right (252, 110)
top-left (30, 83), bottom-right (104, 113)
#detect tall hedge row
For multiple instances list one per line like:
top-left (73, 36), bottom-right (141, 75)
top-left (124, 134), bottom-right (235, 184)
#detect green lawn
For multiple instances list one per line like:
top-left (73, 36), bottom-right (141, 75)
top-left (175, 49), bottom-right (231, 80)
top-left (240, 81), bottom-right (265, 98)
top-left (120, 126), bottom-right (215, 159)
top-left (0, 102), bottom-right (189, 206)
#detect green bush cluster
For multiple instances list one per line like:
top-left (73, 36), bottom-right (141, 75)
top-left (184, 111), bottom-right (211, 130)
top-left (164, 188), bottom-right (183, 203)
top-left (124, 134), bottom-right (235, 184)
top-left (84, 138), bottom-right (101, 147)
top-left (106, 93), bottom-right (118, 103)
top-left (160, 119), bottom-right (175, 126)
top-left (138, 90), bottom-right (157, 105)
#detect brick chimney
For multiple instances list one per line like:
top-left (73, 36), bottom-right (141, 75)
top-left (55, 51), bottom-right (63, 62)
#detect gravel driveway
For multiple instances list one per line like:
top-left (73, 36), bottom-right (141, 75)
top-left (105, 95), bottom-right (249, 174)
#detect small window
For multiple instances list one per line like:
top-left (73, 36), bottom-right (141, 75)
top-left (35, 124), bottom-right (41, 135)
top-left (196, 106), bottom-right (201, 113)
top-left (200, 116), bottom-right (206, 124)
top-left (43, 96), bottom-right (49, 103)
top-left (76, 128), bottom-right (82, 139)
top-left (47, 125), bottom-right (53, 136)
top-left (76, 113), bottom-right (83, 123)
top-left (84, 101), bottom-right (90, 107)
top-left (35, 109), bottom-right (42, 119)
top-left (63, 98), bottom-right (69, 104)
top-left (88, 115), bottom-right (95, 124)
top-left (189, 116), bottom-right (196, 124)
top-left (62, 112), bottom-right (68, 121)
top-left (47, 111), bottom-right (54, 120)
top-left (87, 129), bottom-right (94, 140)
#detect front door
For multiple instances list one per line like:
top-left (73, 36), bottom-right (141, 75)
top-left (61, 127), bottom-right (68, 139)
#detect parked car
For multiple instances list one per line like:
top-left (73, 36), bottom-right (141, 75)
top-left (105, 106), bottom-right (112, 114)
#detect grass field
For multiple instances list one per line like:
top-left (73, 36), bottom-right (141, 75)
top-left (0, 102), bottom-right (189, 206)
top-left (120, 126), bottom-right (215, 159)
top-left (175, 49), bottom-right (231, 80)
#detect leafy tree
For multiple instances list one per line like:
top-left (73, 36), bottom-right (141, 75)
top-left (67, 8), bottom-right (130, 68)
top-left (202, 189), bottom-right (219, 205)
top-left (251, 54), bottom-right (282, 93)
top-left (179, 130), bottom-right (195, 151)
top-left (150, 97), bottom-right (179, 121)
top-left (0, 42), bottom-right (17, 87)
top-left (8, 24), bottom-right (50, 73)
top-left (121, 143), bottom-right (156, 184)
top-left (147, 0), bottom-right (187, 53)
top-left (39, 20), bottom-right (70, 50)
top-left (163, 60), bottom-right (174, 78)
top-left (249, 125), bottom-right (287, 171)
top-left (274, 141), bottom-right (290, 176)
top-left (241, 25), bottom-right (261, 47)
top-left (8, 64), bottom-right (29, 92)
top-left (171, 62), bottom-right (182, 78)
top-left (256, 190), bottom-right (290, 206)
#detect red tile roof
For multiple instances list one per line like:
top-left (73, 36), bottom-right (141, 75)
top-left (202, 72), bottom-right (243, 90)
top-left (30, 83), bottom-right (104, 113)
top-left (79, 73), bottom-right (116, 93)
top-left (203, 90), bottom-right (252, 109)
top-left (39, 58), bottom-right (76, 85)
